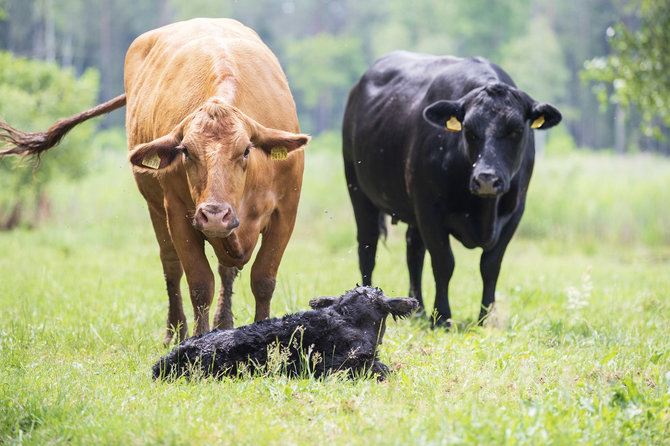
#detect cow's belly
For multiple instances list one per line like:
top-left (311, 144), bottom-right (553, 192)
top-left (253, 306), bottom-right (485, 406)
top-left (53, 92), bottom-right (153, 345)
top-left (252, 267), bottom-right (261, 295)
top-left (352, 142), bottom-right (416, 224)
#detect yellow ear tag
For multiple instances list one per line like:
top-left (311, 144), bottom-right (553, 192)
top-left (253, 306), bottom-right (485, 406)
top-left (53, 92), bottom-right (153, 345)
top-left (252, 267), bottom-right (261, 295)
top-left (142, 153), bottom-right (161, 169)
top-left (271, 147), bottom-right (288, 161)
top-left (446, 116), bottom-right (462, 132)
top-left (531, 115), bottom-right (545, 129)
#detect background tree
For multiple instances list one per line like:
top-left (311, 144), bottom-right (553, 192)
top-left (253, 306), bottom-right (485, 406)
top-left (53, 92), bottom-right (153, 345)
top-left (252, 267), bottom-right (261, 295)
top-left (0, 0), bottom-right (668, 162)
top-left (0, 51), bottom-right (99, 228)
top-left (583, 0), bottom-right (670, 152)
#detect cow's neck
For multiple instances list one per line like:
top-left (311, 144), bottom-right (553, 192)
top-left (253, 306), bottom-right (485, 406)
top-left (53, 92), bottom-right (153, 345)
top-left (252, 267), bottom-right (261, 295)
top-left (474, 196), bottom-right (502, 248)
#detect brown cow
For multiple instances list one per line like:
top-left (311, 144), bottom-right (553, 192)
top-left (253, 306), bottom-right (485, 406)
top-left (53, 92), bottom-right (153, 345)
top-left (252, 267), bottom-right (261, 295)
top-left (0, 18), bottom-right (310, 343)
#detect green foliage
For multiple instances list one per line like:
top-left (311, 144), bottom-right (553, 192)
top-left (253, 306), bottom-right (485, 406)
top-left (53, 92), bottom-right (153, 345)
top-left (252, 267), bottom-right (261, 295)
top-left (499, 17), bottom-right (570, 106)
top-left (0, 150), bottom-right (669, 443)
top-left (284, 34), bottom-right (366, 133)
top-left (0, 51), bottom-right (99, 226)
top-left (582, 0), bottom-right (670, 137)
top-left (543, 125), bottom-right (578, 156)
top-left (520, 152), bottom-right (670, 246)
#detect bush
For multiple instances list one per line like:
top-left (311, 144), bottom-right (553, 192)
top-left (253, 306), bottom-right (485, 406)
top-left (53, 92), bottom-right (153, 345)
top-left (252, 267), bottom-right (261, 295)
top-left (0, 51), bottom-right (100, 229)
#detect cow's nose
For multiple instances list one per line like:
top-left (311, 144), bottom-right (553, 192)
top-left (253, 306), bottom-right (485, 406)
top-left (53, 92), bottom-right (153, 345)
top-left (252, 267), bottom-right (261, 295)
top-left (194, 203), bottom-right (239, 236)
top-left (471, 172), bottom-right (503, 196)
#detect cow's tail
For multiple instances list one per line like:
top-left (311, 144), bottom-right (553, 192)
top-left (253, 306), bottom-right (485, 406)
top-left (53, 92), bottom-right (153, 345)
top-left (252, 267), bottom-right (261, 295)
top-left (0, 93), bottom-right (127, 164)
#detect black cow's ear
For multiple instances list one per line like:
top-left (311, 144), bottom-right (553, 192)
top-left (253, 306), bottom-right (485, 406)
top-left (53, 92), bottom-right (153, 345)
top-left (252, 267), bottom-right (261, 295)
top-left (423, 100), bottom-right (465, 132)
top-left (309, 296), bottom-right (339, 309)
top-left (528, 102), bottom-right (562, 130)
top-left (385, 297), bottom-right (420, 320)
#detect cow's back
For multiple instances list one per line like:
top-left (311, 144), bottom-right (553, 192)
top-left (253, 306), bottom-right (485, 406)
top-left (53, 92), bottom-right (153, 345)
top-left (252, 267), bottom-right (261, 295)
top-left (124, 18), bottom-right (300, 146)
top-left (343, 52), bottom-right (464, 219)
top-left (343, 51), bottom-right (516, 220)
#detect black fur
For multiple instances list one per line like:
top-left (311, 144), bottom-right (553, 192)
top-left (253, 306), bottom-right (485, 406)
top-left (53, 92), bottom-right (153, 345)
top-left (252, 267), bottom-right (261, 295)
top-left (152, 286), bottom-right (418, 381)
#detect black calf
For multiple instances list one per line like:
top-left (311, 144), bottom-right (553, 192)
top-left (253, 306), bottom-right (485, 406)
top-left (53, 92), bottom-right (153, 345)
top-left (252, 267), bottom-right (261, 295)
top-left (152, 286), bottom-right (418, 380)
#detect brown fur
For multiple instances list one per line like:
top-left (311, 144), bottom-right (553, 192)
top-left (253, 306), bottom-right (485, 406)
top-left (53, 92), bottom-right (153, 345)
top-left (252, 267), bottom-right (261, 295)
top-left (0, 19), bottom-right (309, 343)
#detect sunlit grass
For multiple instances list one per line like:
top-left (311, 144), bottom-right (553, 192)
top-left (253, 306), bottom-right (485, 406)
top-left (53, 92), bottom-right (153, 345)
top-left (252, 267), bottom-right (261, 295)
top-left (1, 147), bottom-right (669, 444)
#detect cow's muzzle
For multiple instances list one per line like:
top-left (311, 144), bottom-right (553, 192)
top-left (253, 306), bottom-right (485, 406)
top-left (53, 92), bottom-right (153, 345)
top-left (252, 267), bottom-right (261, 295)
top-left (194, 202), bottom-right (239, 238)
top-left (470, 171), bottom-right (505, 197)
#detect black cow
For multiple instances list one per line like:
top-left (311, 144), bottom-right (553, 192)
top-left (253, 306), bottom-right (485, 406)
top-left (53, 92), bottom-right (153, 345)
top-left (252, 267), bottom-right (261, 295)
top-left (342, 51), bottom-right (561, 327)
top-left (152, 286), bottom-right (418, 380)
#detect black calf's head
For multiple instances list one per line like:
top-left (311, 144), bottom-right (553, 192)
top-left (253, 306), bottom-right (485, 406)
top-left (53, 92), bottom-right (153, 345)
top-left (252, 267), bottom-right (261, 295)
top-left (423, 83), bottom-right (561, 197)
top-left (309, 286), bottom-right (418, 343)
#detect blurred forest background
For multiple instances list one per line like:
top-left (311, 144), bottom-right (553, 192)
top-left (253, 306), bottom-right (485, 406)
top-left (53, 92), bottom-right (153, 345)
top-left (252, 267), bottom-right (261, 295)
top-left (0, 0), bottom-right (668, 230)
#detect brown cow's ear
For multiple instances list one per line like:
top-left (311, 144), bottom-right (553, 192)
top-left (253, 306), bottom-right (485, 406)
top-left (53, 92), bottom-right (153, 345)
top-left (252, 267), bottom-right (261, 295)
top-left (251, 125), bottom-right (310, 160)
top-left (128, 134), bottom-right (183, 172)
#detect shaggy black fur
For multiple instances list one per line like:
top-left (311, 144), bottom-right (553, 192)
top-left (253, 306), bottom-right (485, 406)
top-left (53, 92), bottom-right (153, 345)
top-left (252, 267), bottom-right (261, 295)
top-left (152, 286), bottom-right (418, 381)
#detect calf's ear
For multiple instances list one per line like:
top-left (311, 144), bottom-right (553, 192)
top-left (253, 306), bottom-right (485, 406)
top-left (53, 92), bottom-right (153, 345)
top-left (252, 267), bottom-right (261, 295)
top-left (385, 297), bottom-right (420, 320)
top-left (528, 102), bottom-right (562, 130)
top-left (423, 100), bottom-right (465, 132)
top-left (309, 296), bottom-right (339, 309)
top-left (128, 133), bottom-right (183, 173)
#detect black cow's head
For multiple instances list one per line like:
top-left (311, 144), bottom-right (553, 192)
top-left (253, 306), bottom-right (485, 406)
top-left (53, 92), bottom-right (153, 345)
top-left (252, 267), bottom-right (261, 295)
top-left (423, 83), bottom-right (561, 197)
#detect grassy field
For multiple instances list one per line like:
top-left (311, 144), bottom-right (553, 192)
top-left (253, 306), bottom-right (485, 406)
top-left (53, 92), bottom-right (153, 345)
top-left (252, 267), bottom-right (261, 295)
top-left (1, 144), bottom-right (669, 445)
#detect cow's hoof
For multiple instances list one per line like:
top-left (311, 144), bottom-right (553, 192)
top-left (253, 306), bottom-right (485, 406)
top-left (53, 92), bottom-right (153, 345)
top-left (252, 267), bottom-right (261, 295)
top-left (430, 315), bottom-right (453, 330)
top-left (411, 305), bottom-right (426, 319)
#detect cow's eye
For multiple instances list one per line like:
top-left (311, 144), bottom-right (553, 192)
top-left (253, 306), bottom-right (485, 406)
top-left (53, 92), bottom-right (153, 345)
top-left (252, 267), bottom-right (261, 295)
top-left (465, 128), bottom-right (478, 143)
top-left (244, 145), bottom-right (252, 158)
top-left (508, 128), bottom-right (523, 140)
top-left (178, 144), bottom-right (189, 159)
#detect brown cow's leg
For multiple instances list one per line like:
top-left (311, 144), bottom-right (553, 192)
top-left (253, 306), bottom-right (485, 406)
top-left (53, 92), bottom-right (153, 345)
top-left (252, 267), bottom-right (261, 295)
top-left (212, 264), bottom-right (238, 329)
top-left (136, 173), bottom-right (188, 344)
top-left (249, 210), bottom-right (294, 321)
top-left (166, 201), bottom-right (215, 337)
top-left (150, 209), bottom-right (188, 343)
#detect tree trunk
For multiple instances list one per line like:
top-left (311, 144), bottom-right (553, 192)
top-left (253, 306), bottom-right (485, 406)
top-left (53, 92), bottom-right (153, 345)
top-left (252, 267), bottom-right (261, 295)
top-left (99, 0), bottom-right (113, 128)
top-left (44, 0), bottom-right (56, 62)
top-left (614, 103), bottom-right (626, 155)
top-left (2, 202), bottom-right (22, 231)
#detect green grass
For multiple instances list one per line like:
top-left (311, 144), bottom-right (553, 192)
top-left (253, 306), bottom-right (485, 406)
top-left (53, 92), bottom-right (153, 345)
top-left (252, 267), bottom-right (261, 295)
top-left (1, 147), bottom-right (669, 444)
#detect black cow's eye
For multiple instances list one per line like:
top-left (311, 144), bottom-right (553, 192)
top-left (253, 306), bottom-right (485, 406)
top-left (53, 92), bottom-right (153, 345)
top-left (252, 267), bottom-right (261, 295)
top-left (508, 128), bottom-right (523, 140)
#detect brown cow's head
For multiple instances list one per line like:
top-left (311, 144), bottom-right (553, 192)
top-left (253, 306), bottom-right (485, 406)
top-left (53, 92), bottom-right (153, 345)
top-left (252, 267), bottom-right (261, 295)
top-left (128, 98), bottom-right (309, 238)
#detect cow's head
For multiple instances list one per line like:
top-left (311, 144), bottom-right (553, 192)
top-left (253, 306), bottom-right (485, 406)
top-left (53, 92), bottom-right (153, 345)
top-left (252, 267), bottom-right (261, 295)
top-left (309, 286), bottom-right (418, 344)
top-left (128, 98), bottom-right (309, 238)
top-left (423, 83), bottom-right (561, 197)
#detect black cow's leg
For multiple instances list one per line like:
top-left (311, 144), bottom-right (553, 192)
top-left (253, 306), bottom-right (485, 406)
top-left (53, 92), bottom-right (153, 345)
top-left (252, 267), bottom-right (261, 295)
top-left (406, 225), bottom-right (426, 313)
top-left (478, 208), bottom-right (524, 324)
top-left (430, 240), bottom-right (455, 328)
top-left (345, 162), bottom-right (381, 286)
top-left (414, 208), bottom-right (455, 328)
